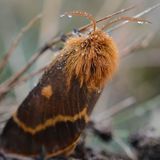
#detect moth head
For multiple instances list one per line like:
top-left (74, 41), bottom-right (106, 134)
top-left (61, 11), bottom-right (149, 91)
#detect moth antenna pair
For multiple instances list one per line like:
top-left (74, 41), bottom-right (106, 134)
top-left (101, 16), bottom-right (151, 30)
top-left (61, 11), bottom-right (97, 31)
top-left (62, 9), bottom-right (150, 32)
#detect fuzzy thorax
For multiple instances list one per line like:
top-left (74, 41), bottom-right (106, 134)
top-left (64, 30), bottom-right (118, 91)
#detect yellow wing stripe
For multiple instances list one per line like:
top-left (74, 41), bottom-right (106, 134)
top-left (13, 106), bottom-right (89, 135)
top-left (46, 135), bottom-right (80, 158)
top-left (1, 135), bottom-right (80, 159)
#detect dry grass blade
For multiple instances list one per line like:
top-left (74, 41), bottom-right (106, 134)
top-left (0, 66), bottom-right (46, 100)
top-left (108, 2), bottom-right (160, 32)
top-left (113, 137), bottom-right (137, 160)
top-left (121, 33), bottom-right (154, 57)
top-left (3, 50), bottom-right (46, 87)
top-left (9, 66), bottom-right (46, 91)
top-left (15, 66), bottom-right (46, 85)
top-left (0, 14), bottom-right (42, 73)
top-left (95, 97), bottom-right (136, 122)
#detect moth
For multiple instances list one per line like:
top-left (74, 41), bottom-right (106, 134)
top-left (0, 11), bottom-right (148, 159)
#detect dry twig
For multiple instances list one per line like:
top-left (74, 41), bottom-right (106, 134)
top-left (95, 97), bottom-right (136, 123)
top-left (0, 14), bottom-right (42, 73)
top-left (0, 66), bottom-right (47, 98)
top-left (121, 33), bottom-right (155, 57)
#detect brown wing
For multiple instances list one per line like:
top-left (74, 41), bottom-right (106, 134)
top-left (0, 55), bottom-right (100, 159)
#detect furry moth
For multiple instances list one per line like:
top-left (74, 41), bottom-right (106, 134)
top-left (0, 11), bottom-right (147, 159)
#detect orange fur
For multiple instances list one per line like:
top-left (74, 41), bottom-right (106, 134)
top-left (64, 30), bottom-right (118, 91)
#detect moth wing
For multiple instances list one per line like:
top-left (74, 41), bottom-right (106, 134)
top-left (0, 59), bottom-right (89, 158)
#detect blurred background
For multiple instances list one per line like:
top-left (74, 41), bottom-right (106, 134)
top-left (0, 0), bottom-right (160, 157)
